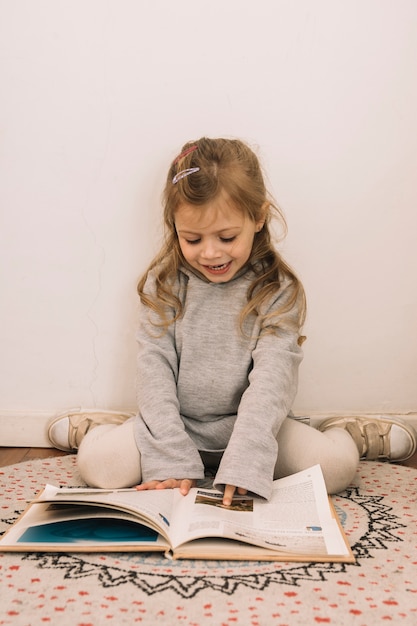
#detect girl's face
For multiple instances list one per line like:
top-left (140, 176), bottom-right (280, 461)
top-left (174, 194), bottom-right (265, 283)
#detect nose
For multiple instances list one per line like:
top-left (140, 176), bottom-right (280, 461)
top-left (200, 238), bottom-right (222, 261)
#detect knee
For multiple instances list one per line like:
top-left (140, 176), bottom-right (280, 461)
top-left (76, 419), bottom-right (142, 489)
top-left (77, 444), bottom-right (111, 488)
top-left (320, 430), bottom-right (360, 494)
top-left (321, 456), bottom-right (358, 494)
top-left (77, 441), bottom-right (142, 489)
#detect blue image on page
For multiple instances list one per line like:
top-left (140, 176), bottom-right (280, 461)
top-left (17, 518), bottom-right (159, 544)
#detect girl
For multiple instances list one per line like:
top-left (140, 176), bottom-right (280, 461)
top-left (49, 137), bottom-right (416, 504)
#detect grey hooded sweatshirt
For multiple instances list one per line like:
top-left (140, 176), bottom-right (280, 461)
top-left (134, 264), bottom-right (303, 500)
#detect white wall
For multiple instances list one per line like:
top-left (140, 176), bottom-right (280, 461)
top-left (1, 0), bottom-right (416, 422)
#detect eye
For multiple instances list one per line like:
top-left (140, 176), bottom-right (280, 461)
top-left (220, 236), bottom-right (236, 243)
top-left (185, 239), bottom-right (201, 245)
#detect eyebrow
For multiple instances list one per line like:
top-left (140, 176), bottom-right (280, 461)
top-left (176, 226), bottom-right (241, 236)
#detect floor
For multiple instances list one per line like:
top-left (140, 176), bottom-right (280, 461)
top-left (0, 447), bottom-right (70, 467)
top-left (0, 447), bottom-right (417, 469)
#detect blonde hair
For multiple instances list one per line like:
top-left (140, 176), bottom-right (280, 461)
top-left (137, 137), bottom-right (306, 335)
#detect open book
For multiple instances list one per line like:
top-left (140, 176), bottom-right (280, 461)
top-left (0, 465), bottom-right (354, 562)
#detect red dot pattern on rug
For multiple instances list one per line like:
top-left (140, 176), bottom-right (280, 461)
top-left (1, 458), bottom-right (417, 625)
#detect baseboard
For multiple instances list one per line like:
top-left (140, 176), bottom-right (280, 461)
top-left (0, 409), bottom-right (137, 447)
top-left (1, 410), bottom-right (417, 447)
top-left (295, 412), bottom-right (417, 431)
top-left (0, 411), bottom-right (60, 447)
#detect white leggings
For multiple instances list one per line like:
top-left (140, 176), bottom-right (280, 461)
top-left (77, 417), bottom-right (359, 495)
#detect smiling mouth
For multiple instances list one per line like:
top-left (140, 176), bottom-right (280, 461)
top-left (204, 261), bottom-right (232, 274)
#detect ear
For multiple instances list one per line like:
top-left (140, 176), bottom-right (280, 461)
top-left (255, 202), bottom-right (269, 232)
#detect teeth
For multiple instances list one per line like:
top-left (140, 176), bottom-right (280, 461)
top-left (209, 263), bottom-right (228, 270)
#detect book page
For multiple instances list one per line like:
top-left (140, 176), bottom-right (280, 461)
top-left (0, 501), bottom-right (169, 550)
top-left (34, 485), bottom-right (176, 542)
top-left (169, 465), bottom-right (350, 556)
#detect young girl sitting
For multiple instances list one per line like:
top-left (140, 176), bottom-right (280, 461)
top-left (48, 137), bottom-right (416, 505)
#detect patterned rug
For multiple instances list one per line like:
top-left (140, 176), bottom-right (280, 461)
top-left (1, 456), bottom-right (417, 625)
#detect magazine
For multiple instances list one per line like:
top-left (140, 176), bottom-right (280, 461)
top-left (0, 464), bottom-right (354, 562)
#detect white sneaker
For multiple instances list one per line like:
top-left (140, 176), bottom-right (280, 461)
top-left (318, 415), bottom-right (417, 461)
top-left (48, 409), bottom-right (135, 452)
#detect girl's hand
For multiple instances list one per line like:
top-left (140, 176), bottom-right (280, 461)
top-left (136, 478), bottom-right (197, 496)
top-left (223, 484), bottom-right (248, 506)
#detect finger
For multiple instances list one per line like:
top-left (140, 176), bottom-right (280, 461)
top-left (179, 479), bottom-right (194, 495)
top-left (137, 479), bottom-right (176, 491)
top-left (223, 484), bottom-right (236, 506)
top-left (155, 479), bottom-right (178, 490)
top-left (237, 487), bottom-right (248, 496)
top-left (135, 481), bottom-right (159, 491)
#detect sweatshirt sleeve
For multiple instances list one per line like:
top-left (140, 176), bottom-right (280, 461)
top-left (213, 280), bottom-right (304, 500)
top-left (134, 273), bottom-right (205, 483)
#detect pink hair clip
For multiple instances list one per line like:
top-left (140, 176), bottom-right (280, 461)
top-left (172, 167), bottom-right (200, 184)
top-left (173, 145), bottom-right (198, 164)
